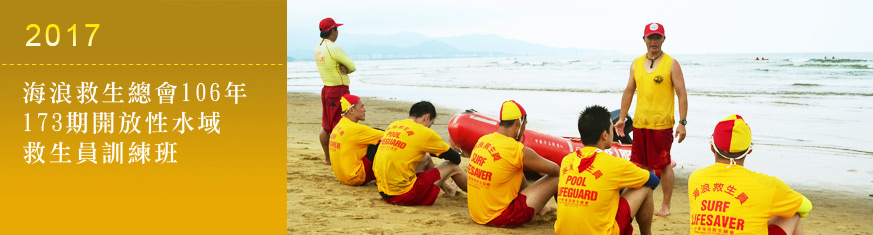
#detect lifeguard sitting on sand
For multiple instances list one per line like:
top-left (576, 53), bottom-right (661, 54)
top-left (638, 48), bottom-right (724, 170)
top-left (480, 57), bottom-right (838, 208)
top-left (555, 105), bottom-right (660, 235)
top-left (466, 100), bottom-right (560, 227)
top-left (328, 94), bottom-right (384, 186)
top-left (688, 115), bottom-right (812, 235)
top-left (373, 101), bottom-right (468, 206)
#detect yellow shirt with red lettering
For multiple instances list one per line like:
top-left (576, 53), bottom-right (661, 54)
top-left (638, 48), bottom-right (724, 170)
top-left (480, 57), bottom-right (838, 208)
top-left (315, 39), bottom-right (356, 86)
top-left (373, 119), bottom-right (451, 196)
top-left (329, 117), bottom-right (385, 185)
top-left (688, 163), bottom-right (803, 235)
top-left (633, 53), bottom-right (675, 130)
top-left (555, 147), bottom-right (650, 235)
top-left (466, 133), bottom-right (525, 224)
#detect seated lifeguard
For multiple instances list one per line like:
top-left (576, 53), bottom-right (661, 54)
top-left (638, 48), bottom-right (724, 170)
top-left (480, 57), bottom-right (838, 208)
top-left (467, 100), bottom-right (561, 227)
top-left (373, 101), bottom-right (467, 206)
top-left (329, 94), bottom-right (384, 186)
top-left (688, 115), bottom-right (812, 235)
top-left (555, 105), bottom-right (660, 235)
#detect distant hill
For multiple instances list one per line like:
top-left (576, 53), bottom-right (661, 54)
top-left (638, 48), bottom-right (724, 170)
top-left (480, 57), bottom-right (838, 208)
top-left (288, 30), bottom-right (620, 61)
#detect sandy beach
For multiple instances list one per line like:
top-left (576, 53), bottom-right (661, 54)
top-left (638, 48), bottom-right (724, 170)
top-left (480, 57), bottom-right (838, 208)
top-left (287, 92), bottom-right (872, 235)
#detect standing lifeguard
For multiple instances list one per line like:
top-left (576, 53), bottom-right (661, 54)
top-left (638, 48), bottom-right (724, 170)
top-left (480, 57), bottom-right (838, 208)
top-left (315, 17), bottom-right (356, 165)
top-left (614, 22), bottom-right (688, 216)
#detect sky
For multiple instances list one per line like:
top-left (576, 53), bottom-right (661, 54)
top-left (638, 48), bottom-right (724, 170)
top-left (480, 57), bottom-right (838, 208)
top-left (289, 0), bottom-right (873, 54)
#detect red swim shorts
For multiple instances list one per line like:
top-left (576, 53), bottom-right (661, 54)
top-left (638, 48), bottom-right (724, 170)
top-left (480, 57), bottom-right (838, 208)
top-left (631, 128), bottom-right (673, 170)
top-left (361, 157), bottom-right (376, 185)
top-left (321, 85), bottom-right (349, 132)
top-left (486, 193), bottom-right (536, 227)
top-left (615, 197), bottom-right (634, 235)
top-left (380, 168), bottom-right (441, 206)
top-left (768, 224), bottom-right (788, 235)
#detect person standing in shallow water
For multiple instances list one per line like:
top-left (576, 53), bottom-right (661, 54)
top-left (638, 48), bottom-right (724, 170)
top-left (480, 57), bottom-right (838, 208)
top-left (614, 22), bottom-right (688, 217)
top-left (315, 17), bottom-right (356, 165)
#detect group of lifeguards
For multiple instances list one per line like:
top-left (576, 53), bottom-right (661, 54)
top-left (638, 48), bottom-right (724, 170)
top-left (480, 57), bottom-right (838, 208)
top-left (316, 18), bottom-right (812, 235)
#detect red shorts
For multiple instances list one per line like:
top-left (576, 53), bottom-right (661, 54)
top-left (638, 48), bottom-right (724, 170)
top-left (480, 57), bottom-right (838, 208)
top-left (321, 85), bottom-right (349, 132)
top-left (486, 193), bottom-right (536, 227)
top-left (362, 157), bottom-right (376, 184)
top-left (615, 197), bottom-right (634, 235)
top-left (768, 224), bottom-right (787, 235)
top-left (631, 128), bottom-right (673, 170)
top-left (381, 168), bottom-right (441, 206)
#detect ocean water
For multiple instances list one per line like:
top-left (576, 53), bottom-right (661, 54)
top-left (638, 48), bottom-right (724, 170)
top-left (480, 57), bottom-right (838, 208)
top-left (288, 53), bottom-right (873, 194)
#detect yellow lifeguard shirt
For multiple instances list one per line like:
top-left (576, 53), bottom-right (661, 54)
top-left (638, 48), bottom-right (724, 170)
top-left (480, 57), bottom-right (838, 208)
top-left (466, 133), bottom-right (525, 224)
top-left (688, 163), bottom-right (803, 235)
top-left (315, 39), bottom-right (356, 86)
top-left (633, 53), bottom-right (675, 130)
top-left (555, 147), bottom-right (650, 235)
top-left (329, 117), bottom-right (385, 185)
top-left (373, 119), bottom-right (450, 196)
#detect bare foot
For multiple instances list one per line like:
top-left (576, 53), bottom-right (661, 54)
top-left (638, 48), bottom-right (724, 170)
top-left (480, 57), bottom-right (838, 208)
top-left (538, 205), bottom-right (556, 216)
top-left (656, 206), bottom-right (671, 217)
top-left (323, 160), bottom-right (331, 165)
top-left (440, 182), bottom-right (458, 197)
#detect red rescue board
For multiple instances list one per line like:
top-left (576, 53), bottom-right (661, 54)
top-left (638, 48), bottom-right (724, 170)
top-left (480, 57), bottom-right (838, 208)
top-left (447, 111), bottom-right (632, 165)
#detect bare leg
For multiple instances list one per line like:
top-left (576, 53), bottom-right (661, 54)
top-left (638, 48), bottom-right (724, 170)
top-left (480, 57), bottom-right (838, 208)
top-left (769, 214), bottom-right (802, 235)
top-left (319, 130), bottom-right (330, 165)
top-left (415, 154), bottom-right (435, 173)
top-left (434, 162), bottom-right (466, 196)
top-left (656, 164), bottom-right (674, 216)
top-left (519, 176), bottom-right (530, 191)
top-left (622, 186), bottom-right (654, 235)
top-left (520, 175), bottom-right (559, 215)
top-left (794, 218), bottom-right (803, 235)
top-left (449, 164), bottom-right (468, 192)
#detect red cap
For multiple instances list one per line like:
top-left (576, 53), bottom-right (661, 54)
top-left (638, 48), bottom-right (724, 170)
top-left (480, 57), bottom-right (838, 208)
top-left (340, 94), bottom-right (360, 112)
top-left (644, 23), bottom-right (665, 37)
top-left (319, 18), bottom-right (343, 32)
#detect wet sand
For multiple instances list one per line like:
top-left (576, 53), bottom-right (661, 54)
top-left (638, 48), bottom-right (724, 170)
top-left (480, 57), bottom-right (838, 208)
top-left (287, 92), bottom-right (872, 234)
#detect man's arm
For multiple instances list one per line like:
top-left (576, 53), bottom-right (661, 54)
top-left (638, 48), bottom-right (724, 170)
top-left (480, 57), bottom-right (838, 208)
top-left (521, 147), bottom-right (559, 176)
top-left (672, 60), bottom-right (687, 143)
top-left (616, 63), bottom-right (636, 137)
top-left (333, 47), bottom-right (356, 74)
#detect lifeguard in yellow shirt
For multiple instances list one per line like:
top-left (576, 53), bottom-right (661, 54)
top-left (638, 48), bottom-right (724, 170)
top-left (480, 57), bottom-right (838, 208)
top-left (555, 105), bottom-right (660, 235)
top-left (316, 17), bottom-right (356, 165)
top-left (373, 101), bottom-right (467, 206)
top-left (688, 115), bottom-right (812, 235)
top-left (466, 100), bottom-right (560, 227)
top-left (615, 22), bottom-right (688, 216)
top-left (328, 94), bottom-right (384, 186)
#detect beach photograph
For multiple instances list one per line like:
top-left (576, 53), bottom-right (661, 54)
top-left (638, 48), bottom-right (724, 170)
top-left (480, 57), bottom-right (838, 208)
top-left (288, 1), bottom-right (872, 234)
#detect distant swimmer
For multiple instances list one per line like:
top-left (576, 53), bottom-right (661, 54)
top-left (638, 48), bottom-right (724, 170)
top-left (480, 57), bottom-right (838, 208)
top-left (316, 17), bottom-right (356, 165)
top-left (688, 115), bottom-right (812, 235)
top-left (616, 22), bottom-right (688, 217)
